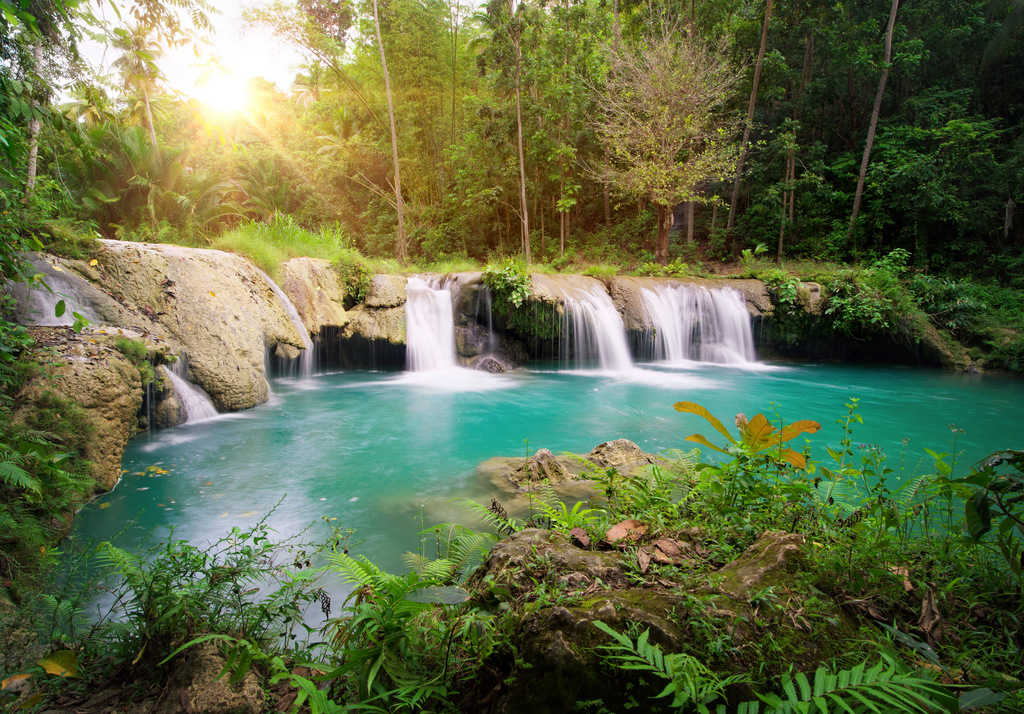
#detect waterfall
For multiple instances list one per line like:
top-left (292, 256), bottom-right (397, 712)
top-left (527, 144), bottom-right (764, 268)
top-left (560, 283), bottom-right (633, 371)
top-left (405, 277), bottom-right (458, 371)
top-left (162, 364), bottom-right (218, 422)
top-left (640, 284), bottom-right (756, 364)
top-left (20, 258), bottom-right (102, 326)
top-left (255, 269), bottom-right (315, 378)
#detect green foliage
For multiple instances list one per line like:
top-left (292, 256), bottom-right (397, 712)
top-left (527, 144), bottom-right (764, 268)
top-left (823, 252), bottom-right (925, 341)
top-left (333, 248), bottom-right (372, 305)
top-left (95, 513), bottom-right (328, 674)
top-left (112, 338), bottom-right (155, 386)
top-left (593, 621), bottom-right (745, 713)
top-left (482, 257), bottom-right (532, 311)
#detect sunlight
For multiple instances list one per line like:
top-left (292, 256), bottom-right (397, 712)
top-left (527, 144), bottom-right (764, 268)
top-left (186, 71), bottom-right (251, 114)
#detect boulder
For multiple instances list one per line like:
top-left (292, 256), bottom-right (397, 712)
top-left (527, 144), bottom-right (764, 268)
top-left (20, 329), bottom-right (144, 491)
top-left (154, 644), bottom-right (264, 714)
top-left (279, 257), bottom-right (349, 335)
top-left (95, 241), bottom-right (308, 411)
top-left (341, 304), bottom-right (406, 345)
top-left (364, 274), bottom-right (407, 308)
top-left (587, 438), bottom-right (655, 475)
top-left (507, 448), bottom-right (575, 488)
top-left (714, 531), bottom-right (806, 597)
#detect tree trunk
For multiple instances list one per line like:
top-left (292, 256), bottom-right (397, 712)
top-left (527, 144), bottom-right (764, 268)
top-left (686, 201), bottom-right (694, 246)
top-left (655, 203), bottom-right (671, 264)
top-left (727, 0), bottom-right (773, 254)
top-left (848, 0), bottom-right (899, 253)
top-left (25, 44), bottom-right (42, 197)
top-left (451, 0), bottom-right (460, 145)
top-left (513, 10), bottom-right (531, 263)
top-left (374, 0), bottom-right (407, 262)
top-left (778, 32), bottom-right (814, 266)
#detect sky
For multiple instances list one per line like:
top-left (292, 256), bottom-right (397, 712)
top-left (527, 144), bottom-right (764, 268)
top-left (83, 0), bottom-right (306, 109)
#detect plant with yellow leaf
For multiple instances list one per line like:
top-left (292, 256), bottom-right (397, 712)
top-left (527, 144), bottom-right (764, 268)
top-left (673, 401), bottom-right (822, 532)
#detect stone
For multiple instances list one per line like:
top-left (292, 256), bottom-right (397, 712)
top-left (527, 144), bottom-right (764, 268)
top-left (715, 530), bottom-right (806, 597)
top-left (94, 241), bottom-right (308, 411)
top-left (364, 274), bottom-right (407, 308)
top-left (156, 644), bottom-right (265, 714)
top-left (587, 438), bottom-right (655, 476)
top-left (279, 257), bottom-right (349, 335)
top-left (507, 448), bottom-right (574, 488)
top-left (341, 304), bottom-right (406, 345)
top-left (21, 338), bottom-right (143, 491)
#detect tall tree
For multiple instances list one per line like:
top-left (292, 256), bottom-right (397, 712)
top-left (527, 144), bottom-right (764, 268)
top-left (596, 30), bottom-right (741, 264)
top-left (847, 0), bottom-right (900, 250)
top-left (371, 0), bottom-right (407, 261)
top-left (727, 0), bottom-right (773, 254)
top-left (510, 0), bottom-right (531, 262)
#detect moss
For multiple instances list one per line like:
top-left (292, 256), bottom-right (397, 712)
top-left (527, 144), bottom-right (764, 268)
top-left (112, 338), bottom-right (155, 386)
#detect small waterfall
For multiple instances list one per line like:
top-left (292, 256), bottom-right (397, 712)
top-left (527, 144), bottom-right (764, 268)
top-left (255, 269), bottom-right (315, 378)
top-left (20, 258), bottom-right (102, 326)
top-left (559, 283), bottom-right (633, 371)
top-left (162, 364), bottom-right (218, 422)
top-left (640, 284), bottom-right (756, 364)
top-left (405, 277), bottom-right (458, 371)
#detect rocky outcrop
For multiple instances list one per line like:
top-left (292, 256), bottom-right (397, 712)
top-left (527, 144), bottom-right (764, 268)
top-left (19, 327), bottom-right (150, 490)
top-left (587, 438), bottom-right (655, 474)
top-left (468, 528), bottom-right (846, 714)
top-left (94, 241), bottom-right (307, 411)
top-left (482, 439), bottom-right (659, 493)
top-left (279, 257), bottom-right (349, 336)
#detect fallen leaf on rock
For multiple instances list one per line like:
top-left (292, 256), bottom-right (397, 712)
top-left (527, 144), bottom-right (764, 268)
top-left (569, 527), bottom-right (590, 548)
top-left (605, 519), bottom-right (647, 544)
top-left (637, 548), bottom-right (651, 574)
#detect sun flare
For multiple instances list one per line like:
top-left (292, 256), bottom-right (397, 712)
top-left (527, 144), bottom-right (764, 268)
top-left (188, 72), bottom-right (251, 115)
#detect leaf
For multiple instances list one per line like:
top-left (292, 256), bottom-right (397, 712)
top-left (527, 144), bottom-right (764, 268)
top-left (742, 413), bottom-right (776, 448)
top-left (51, 264), bottom-right (63, 272)
top-left (674, 401), bottom-right (735, 443)
top-left (1, 672), bottom-right (33, 690)
top-left (38, 650), bottom-right (80, 678)
top-left (89, 259), bottom-right (98, 266)
top-left (54, 299), bottom-right (66, 318)
top-left (605, 519), bottom-right (647, 543)
top-left (684, 433), bottom-right (730, 454)
top-left (958, 687), bottom-right (1005, 710)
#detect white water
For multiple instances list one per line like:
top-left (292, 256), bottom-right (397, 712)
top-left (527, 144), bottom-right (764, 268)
top-left (640, 284), bottom-right (755, 364)
top-left (255, 269), bottom-right (315, 378)
top-left (20, 258), bottom-right (103, 326)
top-left (560, 283), bottom-right (634, 371)
top-left (405, 277), bottom-right (458, 372)
top-left (162, 364), bottom-right (218, 422)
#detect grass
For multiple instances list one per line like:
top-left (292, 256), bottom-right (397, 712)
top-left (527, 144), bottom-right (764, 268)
top-left (210, 216), bottom-right (356, 281)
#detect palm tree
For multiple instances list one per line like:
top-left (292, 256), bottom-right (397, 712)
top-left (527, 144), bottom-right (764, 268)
top-left (110, 25), bottom-right (163, 152)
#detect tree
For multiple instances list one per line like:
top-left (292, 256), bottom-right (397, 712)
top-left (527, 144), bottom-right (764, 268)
top-left (847, 0), bottom-right (900, 251)
top-left (110, 24), bottom-right (164, 151)
top-left (727, 0), bottom-right (773, 255)
top-left (371, 0), bottom-right (407, 262)
top-left (595, 30), bottom-right (741, 264)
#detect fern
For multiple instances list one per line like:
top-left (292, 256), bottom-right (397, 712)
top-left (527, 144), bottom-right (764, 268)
top-left (0, 452), bottom-right (40, 494)
top-left (757, 655), bottom-right (953, 714)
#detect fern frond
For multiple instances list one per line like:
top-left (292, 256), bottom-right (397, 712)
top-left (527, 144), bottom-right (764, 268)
top-left (760, 657), bottom-right (948, 714)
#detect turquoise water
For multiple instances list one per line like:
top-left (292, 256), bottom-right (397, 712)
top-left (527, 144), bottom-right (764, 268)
top-left (73, 362), bottom-right (1022, 572)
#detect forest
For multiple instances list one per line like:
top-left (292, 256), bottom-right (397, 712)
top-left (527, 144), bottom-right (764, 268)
top-left (1, 0), bottom-right (1022, 277)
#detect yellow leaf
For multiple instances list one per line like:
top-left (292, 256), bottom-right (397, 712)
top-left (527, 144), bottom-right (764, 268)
top-left (1, 673), bottom-right (33, 690)
top-left (38, 650), bottom-right (80, 678)
top-left (39, 546), bottom-right (46, 554)
top-left (52, 264), bottom-right (63, 272)
top-left (99, 503), bottom-right (111, 509)
top-left (19, 692), bottom-right (42, 709)
top-left (209, 291), bottom-right (216, 297)
top-left (89, 259), bottom-right (98, 266)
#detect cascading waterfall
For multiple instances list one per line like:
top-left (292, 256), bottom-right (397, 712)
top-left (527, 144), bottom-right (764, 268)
top-left (405, 277), bottom-right (458, 371)
top-left (640, 284), bottom-right (755, 364)
top-left (255, 269), bottom-right (315, 378)
top-left (20, 258), bottom-right (102, 326)
top-left (162, 364), bottom-right (218, 422)
top-left (559, 283), bottom-right (634, 371)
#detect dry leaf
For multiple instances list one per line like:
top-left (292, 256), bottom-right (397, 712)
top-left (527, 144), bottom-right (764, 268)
top-left (605, 519), bottom-right (647, 543)
top-left (637, 548), bottom-right (651, 574)
top-left (569, 527), bottom-right (590, 548)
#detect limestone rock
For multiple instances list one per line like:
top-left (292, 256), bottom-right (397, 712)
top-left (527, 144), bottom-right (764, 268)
top-left (279, 257), bottom-right (349, 335)
top-left (152, 366), bottom-right (186, 428)
top-left (22, 337), bottom-right (143, 491)
top-left (715, 530), bottom-right (806, 596)
top-left (507, 448), bottom-right (574, 488)
top-left (157, 644), bottom-right (264, 714)
top-left (341, 304), bottom-right (406, 344)
top-left (95, 241), bottom-right (307, 411)
top-left (468, 529), bottom-right (627, 596)
top-left (587, 438), bottom-right (655, 475)
top-left (364, 274), bottom-right (407, 308)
